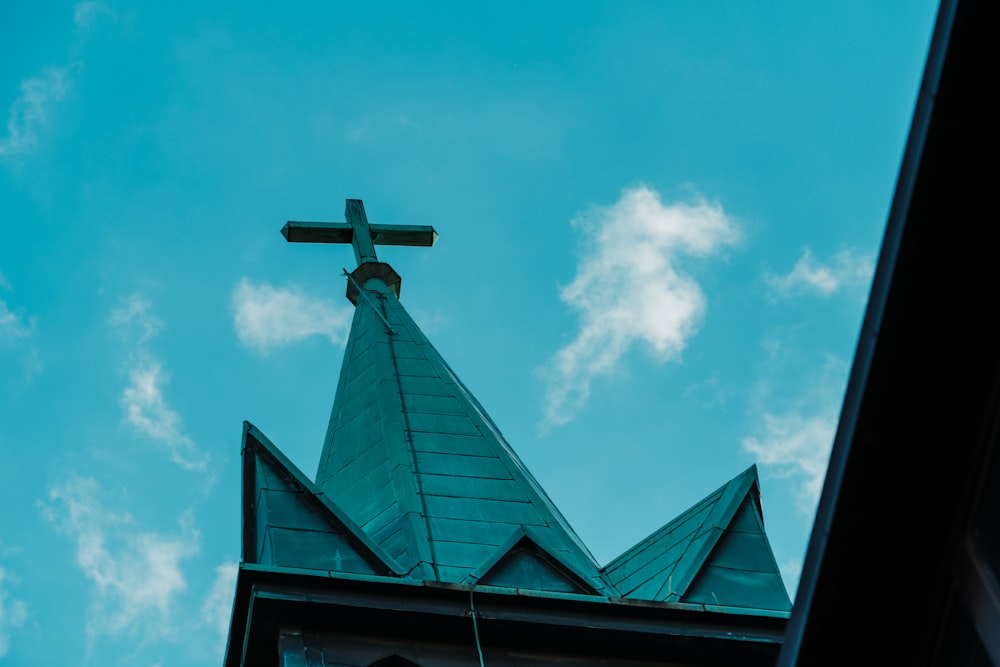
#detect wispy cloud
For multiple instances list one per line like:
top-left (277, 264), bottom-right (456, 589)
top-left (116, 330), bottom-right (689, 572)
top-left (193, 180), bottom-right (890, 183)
top-left (0, 302), bottom-right (33, 344)
top-left (1, 3), bottom-right (115, 159)
top-left (40, 476), bottom-right (199, 641)
top-left (200, 561), bottom-right (238, 652)
top-left (0, 275), bottom-right (41, 381)
top-left (742, 357), bottom-right (847, 513)
top-left (0, 567), bottom-right (28, 658)
top-left (111, 295), bottom-right (209, 471)
top-left (765, 247), bottom-right (873, 298)
top-left (109, 293), bottom-right (160, 343)
top-left (121, 362), bottom-right (207, 471)
top-left (0, 67), bottom-right (72, 157)
top-left (540, 185), bottom-right (741, 426)
top-left (0, 273), bottom-right (34, 344)
top-left (231, 278), bottom-right (351, 355)
top-left (743, 409), bottom-right (836, 512)
top-left (74, 1), bottom-right (116, 31)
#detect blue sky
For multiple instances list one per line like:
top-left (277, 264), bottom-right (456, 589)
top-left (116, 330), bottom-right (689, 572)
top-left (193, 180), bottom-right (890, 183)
top-left (1, 2), bottom-right (937, 665)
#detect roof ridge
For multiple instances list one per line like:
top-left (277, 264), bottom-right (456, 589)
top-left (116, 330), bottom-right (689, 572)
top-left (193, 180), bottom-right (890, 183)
top-left (658, 467), bottom-right (759, 600)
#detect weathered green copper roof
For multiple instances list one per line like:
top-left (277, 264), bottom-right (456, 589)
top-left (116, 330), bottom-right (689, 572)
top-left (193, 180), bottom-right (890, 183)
top-left (237, 200), bottom-right (792, 614)
top-left (314, 270), bottom-right (614, 594)
top-left (602, 465), bottom-right (791, 613)
top-left (241, 422), bottom-right (403, 577)
top-left (468, 526), bottom-right (603, 594)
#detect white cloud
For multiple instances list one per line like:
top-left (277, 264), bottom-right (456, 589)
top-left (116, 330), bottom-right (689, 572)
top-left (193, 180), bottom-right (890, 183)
top-left (743, 409), bottom-right (837, 513)
top-left (232, 278), bottom-right (352, 355)
top-left (744, 349), bottom-right (848, 517)
top-left (0, 567), bottom-right (28, 658)
top-left (121, 361), bottom-right (208, 471)
top-left (765, 247), bottom-right (873, 298)
top-left (540, 185), bottom-right (740, 426)
top-left (1, 2), bottom-right (113, 159)
top-left (41, 476), bottom-right (199, 641)
top-left (74, 2), bottom-right (116, 30)
top-left (201, 561), bottom-right (238, 651)
top-left (110, 293), bottom-right (161, 344)
top-left (0, 301), bottom-right (32, 344)
top-left (0, 275), bottom-right (34, 344)
top-left (111, 295), bottom-right (208, 471)
top-left (0, 67), bottom-right (72, 157)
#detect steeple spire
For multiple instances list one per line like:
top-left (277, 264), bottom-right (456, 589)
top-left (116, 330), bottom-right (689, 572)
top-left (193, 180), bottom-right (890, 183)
top-left (276, 199), bottom-right (614, 589)
top-left (225, 196), bottom-right (792, 667)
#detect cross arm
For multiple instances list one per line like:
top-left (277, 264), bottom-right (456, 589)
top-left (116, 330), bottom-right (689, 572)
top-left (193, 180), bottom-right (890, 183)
top-left (281, 221), bottom-right (352, 244)
top-left (370, 224), bottom-right (438, 247)
top-left (281, 222), bottom-right (438, 247)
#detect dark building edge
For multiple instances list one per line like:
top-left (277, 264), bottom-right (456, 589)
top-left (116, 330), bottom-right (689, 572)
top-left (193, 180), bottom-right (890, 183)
top-left (779, 0), bottom-right (1000, 664)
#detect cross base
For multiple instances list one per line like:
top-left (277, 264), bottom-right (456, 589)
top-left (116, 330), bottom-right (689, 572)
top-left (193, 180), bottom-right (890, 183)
top-left (346, 262), bottom-right (402, 305)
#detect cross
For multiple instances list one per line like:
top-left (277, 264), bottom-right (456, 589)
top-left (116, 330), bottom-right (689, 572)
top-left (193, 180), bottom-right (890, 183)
top-left (281, 199), bottom-right (438, 268)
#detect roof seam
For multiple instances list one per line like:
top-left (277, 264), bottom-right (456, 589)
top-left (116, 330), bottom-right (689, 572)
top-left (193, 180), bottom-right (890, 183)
top-left (387, 292), bottom-right (605, 585)
top-left (384, 291), bottom-right (440, 581)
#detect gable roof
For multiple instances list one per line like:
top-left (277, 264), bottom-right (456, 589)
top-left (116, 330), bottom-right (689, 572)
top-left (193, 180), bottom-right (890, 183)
top-left (603, 465), bottom-right (790, 613)
top-left (466, 526), bottom-right (601, 595)
top-left (313, 267), bottom-right (614, 593)
top-left (242, 422), bottom-right (403, 577)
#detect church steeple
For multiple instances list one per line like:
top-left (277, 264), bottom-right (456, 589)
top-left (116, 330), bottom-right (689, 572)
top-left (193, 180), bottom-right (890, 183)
top-left (226, 198), bottom-right (792, 667)
top-left (281, 199), bottom-right (612, 591)
top-left (236, 196), bottom-right (792, 607)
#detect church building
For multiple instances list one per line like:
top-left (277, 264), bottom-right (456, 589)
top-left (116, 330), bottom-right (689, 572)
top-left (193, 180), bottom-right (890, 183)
top-left (222, 1), bottom-right (1000, 662)
top-left (221, 200), bottom-right (791, 666)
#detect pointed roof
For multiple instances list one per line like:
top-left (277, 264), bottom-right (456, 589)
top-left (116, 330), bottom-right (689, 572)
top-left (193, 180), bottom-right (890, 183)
top-left (603, 465), bottom-right (791, 614)
top-left (225, 202), bottom-right (797, 667)
top-left (314, 270), bottom-right (615, 593)
top-left (242, 422), bottom-right (403, 577)
top-left (468, 526), bottom-right (602, 595)
top-left (243, 198), bottom-right (789, 612)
